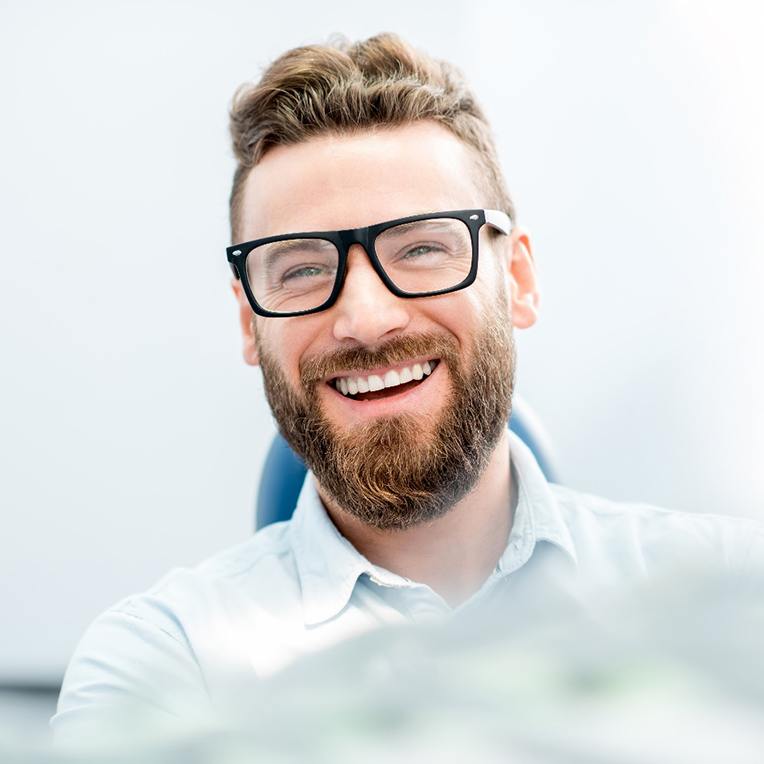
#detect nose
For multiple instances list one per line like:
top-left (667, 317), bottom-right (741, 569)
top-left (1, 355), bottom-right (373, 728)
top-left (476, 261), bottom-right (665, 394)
top-left (331, 244), bottom-right (411, 346)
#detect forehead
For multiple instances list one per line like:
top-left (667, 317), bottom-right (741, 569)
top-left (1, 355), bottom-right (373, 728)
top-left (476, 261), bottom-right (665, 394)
top-left (238, 121), bottom-right (485, 241)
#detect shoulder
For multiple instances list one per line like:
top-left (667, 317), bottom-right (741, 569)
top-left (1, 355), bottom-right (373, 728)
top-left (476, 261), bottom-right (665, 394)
top-left (99, 520), bottom-right (297, 633)
top-left (92, 519), bottom-right (298, 643)
top-left (152, 520), bottom-right (295, 600)
top-left (549, 482), bottom-right (764, 575)
top-left (52, 521), bottom-right (299, 741)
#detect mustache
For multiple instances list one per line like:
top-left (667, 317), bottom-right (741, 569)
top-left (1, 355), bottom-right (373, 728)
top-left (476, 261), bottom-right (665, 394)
top-left (299, 332), bottom-right (459, 387)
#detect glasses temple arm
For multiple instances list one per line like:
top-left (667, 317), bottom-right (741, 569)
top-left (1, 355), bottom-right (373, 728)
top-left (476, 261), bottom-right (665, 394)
top-left (484, 209), bottom-right (513, 235)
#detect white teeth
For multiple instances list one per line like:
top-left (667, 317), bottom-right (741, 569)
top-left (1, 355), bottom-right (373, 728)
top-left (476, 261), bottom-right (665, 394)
top-left (383, 370), bottom-right (401, 387)
top-left (333, 360), bottom-right (438, 396)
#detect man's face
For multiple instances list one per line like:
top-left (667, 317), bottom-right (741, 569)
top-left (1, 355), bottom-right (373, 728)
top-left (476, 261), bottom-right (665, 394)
top-left (233, 122), bottom-right (538, 529)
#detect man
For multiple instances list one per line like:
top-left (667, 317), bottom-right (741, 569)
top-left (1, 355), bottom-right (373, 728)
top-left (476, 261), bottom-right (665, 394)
top-left (52, 32), bottom-right (762, 739)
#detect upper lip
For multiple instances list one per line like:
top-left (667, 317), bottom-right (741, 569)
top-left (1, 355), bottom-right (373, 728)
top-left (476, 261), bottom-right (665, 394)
top-left (325, 356), bottom-right (440, 383)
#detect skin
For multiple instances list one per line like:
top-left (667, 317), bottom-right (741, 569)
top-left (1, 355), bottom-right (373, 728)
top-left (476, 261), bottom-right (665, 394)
top-left (232, 121), bottom-right (540, 606)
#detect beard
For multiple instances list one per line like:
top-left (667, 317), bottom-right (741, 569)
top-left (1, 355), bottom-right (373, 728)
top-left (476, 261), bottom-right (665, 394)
top-left (257, 286), bottom-right (516, 531)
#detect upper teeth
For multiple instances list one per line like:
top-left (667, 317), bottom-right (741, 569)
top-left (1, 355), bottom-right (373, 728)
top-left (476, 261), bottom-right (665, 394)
top-left (334, 360), bottom-right (436, 396)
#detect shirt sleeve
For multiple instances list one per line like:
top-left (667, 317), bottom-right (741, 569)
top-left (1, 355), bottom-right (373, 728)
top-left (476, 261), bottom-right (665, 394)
top-left (50, 599), bottom-right (212, 747)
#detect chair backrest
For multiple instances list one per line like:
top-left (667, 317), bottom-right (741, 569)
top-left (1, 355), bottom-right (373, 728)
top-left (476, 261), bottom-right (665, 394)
top-left (255, 395), bottom-right (558, 530)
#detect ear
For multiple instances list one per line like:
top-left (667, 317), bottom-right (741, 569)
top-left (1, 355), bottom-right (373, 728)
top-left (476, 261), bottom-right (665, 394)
top-left (504, 227), bottom-right (540, 329)
top-left (231, 279), bottom-right (260, 366)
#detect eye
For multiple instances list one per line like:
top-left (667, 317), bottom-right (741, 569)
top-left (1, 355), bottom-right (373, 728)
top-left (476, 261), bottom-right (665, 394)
top-left (283, 265), bottom-right (325, 281)
top-left (280, 263), bottom-right (337, 288)
top-left (402, 243), bottom-right (445, 259)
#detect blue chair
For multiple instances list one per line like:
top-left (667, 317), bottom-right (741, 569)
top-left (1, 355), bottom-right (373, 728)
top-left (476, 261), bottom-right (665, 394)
top-left (256, 395), bottom-right (559, 530)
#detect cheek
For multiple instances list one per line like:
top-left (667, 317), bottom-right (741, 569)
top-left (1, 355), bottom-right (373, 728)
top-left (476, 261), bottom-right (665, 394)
top-left (477, 246), bottom-right (501, 284)
top-left (458, 275), bottom-right (496, 323)
top-left (271, 319), bottom-right (326, 382)
top-left (280, 342), bottom-right (304, 383)
top-left (475, 251), bottom-right (511, 307)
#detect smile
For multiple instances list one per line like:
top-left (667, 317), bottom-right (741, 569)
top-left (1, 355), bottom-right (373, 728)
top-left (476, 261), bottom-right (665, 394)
top-left (329, 358), bottom-right (440, 401)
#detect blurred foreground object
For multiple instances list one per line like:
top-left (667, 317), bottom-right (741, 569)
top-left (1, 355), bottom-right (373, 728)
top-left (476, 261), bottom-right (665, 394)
top-left (5, 563), bottom-right (764, 763)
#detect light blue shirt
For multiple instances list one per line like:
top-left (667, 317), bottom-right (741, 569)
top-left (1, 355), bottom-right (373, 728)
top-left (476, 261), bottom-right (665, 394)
top-left (51, 431), bottom-right (763, 740)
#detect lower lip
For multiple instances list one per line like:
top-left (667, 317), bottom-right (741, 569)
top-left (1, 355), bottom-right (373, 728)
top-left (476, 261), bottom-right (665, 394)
top-left (325, 361), bottom-right (443, 419)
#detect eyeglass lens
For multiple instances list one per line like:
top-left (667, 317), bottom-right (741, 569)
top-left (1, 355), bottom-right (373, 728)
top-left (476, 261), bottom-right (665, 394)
top-left (245, 217), bottom-right (472, 314)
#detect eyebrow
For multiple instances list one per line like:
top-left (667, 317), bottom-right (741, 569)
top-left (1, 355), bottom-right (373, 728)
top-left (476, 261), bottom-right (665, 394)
top-left (259, 238), bottom-right (336, 269)
top-left (380, 219), bottom-right (457, 238)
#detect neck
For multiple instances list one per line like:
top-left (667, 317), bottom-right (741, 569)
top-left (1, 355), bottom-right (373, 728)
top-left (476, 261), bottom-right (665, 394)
top-left (318, 429), bottom-right (515, 608)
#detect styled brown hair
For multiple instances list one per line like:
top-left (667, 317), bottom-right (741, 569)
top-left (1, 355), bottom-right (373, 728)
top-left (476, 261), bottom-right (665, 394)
top-left (228, 32), bottom-right (514, 242)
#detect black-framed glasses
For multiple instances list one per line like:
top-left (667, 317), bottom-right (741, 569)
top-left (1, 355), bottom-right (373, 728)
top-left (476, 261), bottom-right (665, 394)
top-left (227, 208), bottom-right (512, 318)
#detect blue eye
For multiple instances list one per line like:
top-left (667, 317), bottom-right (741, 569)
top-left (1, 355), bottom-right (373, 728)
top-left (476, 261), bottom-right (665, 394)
top-left (402, 244), bottom-right (443, 259)
top-left (280, 263), bottom-right (337, 290)
top-left (283, 265), bottom-right (326, 281)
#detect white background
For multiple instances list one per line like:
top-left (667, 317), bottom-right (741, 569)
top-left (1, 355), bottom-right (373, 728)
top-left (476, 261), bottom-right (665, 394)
top-left (1, 0), bottom-right (762, 683)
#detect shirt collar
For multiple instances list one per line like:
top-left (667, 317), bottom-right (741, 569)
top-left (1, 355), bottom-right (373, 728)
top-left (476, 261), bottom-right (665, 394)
top-left (498, 430), bottom-right (578, 574)
top-left (289, 474), bottom-right (381, 626)
top-left (290, 430), bottom-right (577, 626)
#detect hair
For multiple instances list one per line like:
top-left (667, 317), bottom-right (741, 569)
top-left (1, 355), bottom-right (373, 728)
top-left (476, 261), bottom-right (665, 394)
top-left (228, 32), bottom-right (515, 242)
